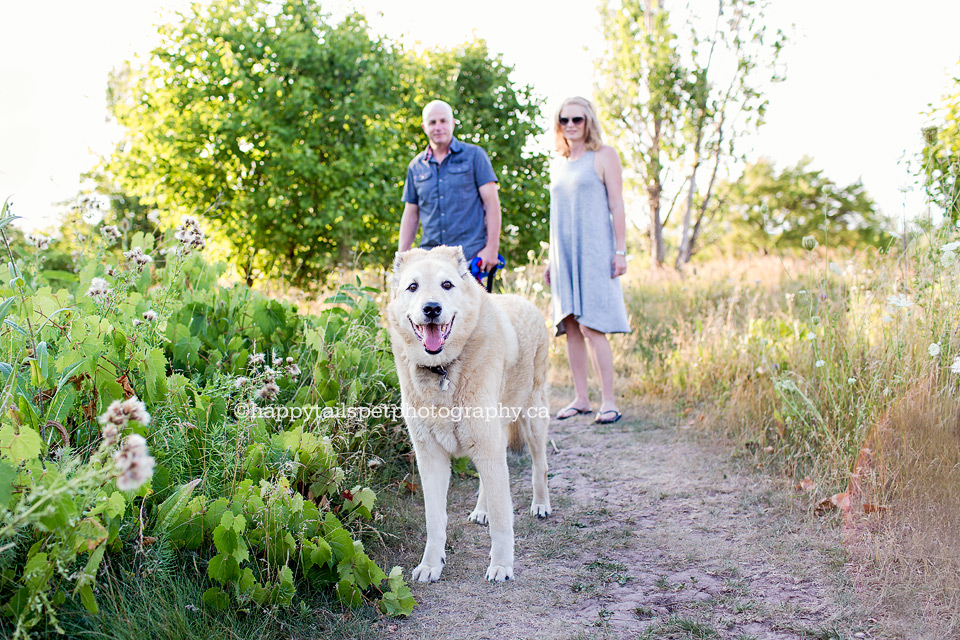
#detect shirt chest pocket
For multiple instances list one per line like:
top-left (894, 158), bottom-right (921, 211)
top-left (447, 162), bottom-right (474, 192)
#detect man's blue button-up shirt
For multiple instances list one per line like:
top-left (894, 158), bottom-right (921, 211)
top-left (401, 137), bottom-right (498, 262)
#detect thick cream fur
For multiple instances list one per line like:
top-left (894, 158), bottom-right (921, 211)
top-left (386, 246), bottom-right (551, 583)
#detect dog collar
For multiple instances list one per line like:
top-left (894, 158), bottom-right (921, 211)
top-left (421, 364), bottom-right (450, 391)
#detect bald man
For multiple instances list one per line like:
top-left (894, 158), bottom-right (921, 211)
top-left (399, 100), bottom-right (502, 271)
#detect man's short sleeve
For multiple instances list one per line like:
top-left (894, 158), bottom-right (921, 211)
top-left (402, 164), bottom-right (419, 204)
top-left (473, 147), bottom-right (498, 187)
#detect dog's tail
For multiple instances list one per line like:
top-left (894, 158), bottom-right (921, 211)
top-left (507, 420), bottom-right (524, 454)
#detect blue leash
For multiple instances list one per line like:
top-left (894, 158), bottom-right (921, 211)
top-left (469, 254), bottom-right (506, 292)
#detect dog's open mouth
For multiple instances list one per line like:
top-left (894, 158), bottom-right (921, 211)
top-left (410, 315), bottom-right (455, 354)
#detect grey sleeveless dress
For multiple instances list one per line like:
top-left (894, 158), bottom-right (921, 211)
top-left (548, 150), bottom-right (631, 336)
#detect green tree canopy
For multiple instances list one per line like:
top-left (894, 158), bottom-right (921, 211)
top-left (713, 157), bottom-right (892, 252)
top-left (99, 0), bottom-right (547, 287)
top-left (921, 74), bottom-right (960, 222)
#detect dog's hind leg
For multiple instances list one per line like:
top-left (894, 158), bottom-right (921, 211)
top-left (468, 477), bottom-right (489, 525)
top-left (411, 440), bottom-right (451, 583)
top-left (525, 406), bottom-right (552, 518)
top-left (472, 453), bottom-right (515, 582)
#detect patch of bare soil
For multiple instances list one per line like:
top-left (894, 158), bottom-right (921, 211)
top-left (375, 396), bottom-right (876, 640)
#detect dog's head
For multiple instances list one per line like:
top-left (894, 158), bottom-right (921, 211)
top-left (386, 246), bottom-right (482, 360)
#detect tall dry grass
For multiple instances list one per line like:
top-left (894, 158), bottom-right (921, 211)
top-left (611, 240), bottom-right (960, 638)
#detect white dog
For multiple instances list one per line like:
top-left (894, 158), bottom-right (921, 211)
top-left (386, 246), bottom-right (551, 582)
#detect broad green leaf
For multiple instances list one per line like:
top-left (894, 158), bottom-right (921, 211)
top-left (154, 478), bottom-right (202, 531)
top-left (202, 587), bottom-right (229, 610)
top-left (0, 424), bottom-right (42, 462)
top-left (0, 460), bottom-right (16, 507)
top-left (78, 584), bottom-right (98, 614)
top-left (335, 579), bottom-right (363, 608)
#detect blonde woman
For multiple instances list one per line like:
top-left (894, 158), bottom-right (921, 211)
top-left (546, 96), bottom-right (630, 424)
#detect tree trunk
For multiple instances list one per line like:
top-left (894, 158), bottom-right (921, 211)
top-left (648, 116), bottom-right (665, 268)
top-left (676, 132), bottom-right (702, 269)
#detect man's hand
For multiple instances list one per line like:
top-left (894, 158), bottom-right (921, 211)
top-left (476, 245), bottom-right (500, 272)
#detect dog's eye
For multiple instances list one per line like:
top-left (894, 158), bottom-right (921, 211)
top-left (441, 281), bottom-right (454, 290)
top-left (407, 282), bottom-right (418, 292)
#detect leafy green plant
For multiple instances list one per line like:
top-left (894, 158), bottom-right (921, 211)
top-left (0, 203), bottom-right (414, 638)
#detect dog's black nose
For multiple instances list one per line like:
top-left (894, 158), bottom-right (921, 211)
top-left (422, 301), bottom-right (442, 320)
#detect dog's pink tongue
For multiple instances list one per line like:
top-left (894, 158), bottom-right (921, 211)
top-left (423, 324), bottom-right (443, 351)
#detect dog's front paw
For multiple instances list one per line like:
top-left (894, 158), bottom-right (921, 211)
top-left (468, 508), bottom-right (489, 525)
top-left (530, 503), bottom-right (551, 519)
top-left (412, 560), bottom-right (444, 583)
top-left (485, 563), bottom-right (513, 582)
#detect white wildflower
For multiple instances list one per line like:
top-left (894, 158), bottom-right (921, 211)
top-left (532, 282), bottom-right (543, 293)
top-left (285, 362), bottom-right (301, 379)
top-left (886, 294), bottom-right (913, 308)
top-left (504, 224), bottom-right (519, 237)
top-left (248, 352), bottom-right (266, 366)
top-left (255, 381), bottom-right (280, 402)
top-left (929, 342), bottom-right (941, 357)
top-left (802, 235), bottom-right (819, 251)
top-left (951, 356), bottom-right (960, 374)
top-left (527, 249), bottom-right (536, 262)
top-left (86, 277), bottom-right (112, 299)
top-left (882, 314), bottom-right (893, 324)
top-left (132, 319), bottom-right (143, 327)
top-left (98, 397), bottom-right (152, 430)
top-left (101, 423), bottom-right (119, 447)
top-left (143, 310), bottom-right (158, 322)
top-left (233, 376), bottom-right (250, 389)
top-left (101, 225), bottom-right (122, 242)
top-left (123, 246), bottom-right (154, 272)
top-left (806, 332), bottom-right (815, 341)
top-left (847, 377), bottom-right (857, 385)
top-left (785, 293), bottom-right (795, 302)
top-left (173, 216), bottom-right (206, 254)
top-left (815, 359), bottom-right (825, 368)
top-left (539, 241), bottom-right (550, 251)
top-left (113, 434), bottom-right (156, 491)
top-left (26, 233), bottom-right (51, 250)
top-left (147, 211), bottom-right (161, 224)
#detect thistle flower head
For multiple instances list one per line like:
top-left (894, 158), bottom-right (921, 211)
top-left (98, 397), bottom-right (152, 430)
top-left (123, 246), bottom-right (154, 272)
top-left (113, 434), bottom-right (156, 491)
top-left (173, 216), bottom-right (206, 255)
top-left (86, 277), bottom-right (112, 299)
top-left (143, 310), bottom-right (158, 322)
top-left (255, 381), bottom-right (280, 402)
top-left (26, 233), bottom-right (51, 250)
top-left (101, 225), bottom-right (122, 242)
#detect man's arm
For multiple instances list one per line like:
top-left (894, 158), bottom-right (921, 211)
top-left (398, 202), bottom-right (420, 253)
top-left (476, 182), bottom-right (501, 271)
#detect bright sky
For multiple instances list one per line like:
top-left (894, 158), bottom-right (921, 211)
top-left (1, 0), bottom-right (958, 233)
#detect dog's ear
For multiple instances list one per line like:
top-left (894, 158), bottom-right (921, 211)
top-left (392, 250), bottom-right (406, 274)
top-left (390, 250), bottom-right (407, 294)
top-left (451, 245), bottom-right (470, 280)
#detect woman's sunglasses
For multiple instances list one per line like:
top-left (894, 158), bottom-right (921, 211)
top-left (559, 116), bottom-right (585, 126)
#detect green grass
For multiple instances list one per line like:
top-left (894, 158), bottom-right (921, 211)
top-left (30, 559), bottom-right (385, 640)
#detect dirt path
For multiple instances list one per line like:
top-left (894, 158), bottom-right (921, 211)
top-left (376, 397), bottom-right (874, 640)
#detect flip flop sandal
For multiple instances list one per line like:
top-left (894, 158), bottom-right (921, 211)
top-left (556, 405), bottom-right (591, 420)
top-left (594, 410), bottom-right (622, 424)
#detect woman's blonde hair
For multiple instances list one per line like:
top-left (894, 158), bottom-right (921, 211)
top-left (554, 96), bottom-right (604, 157)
